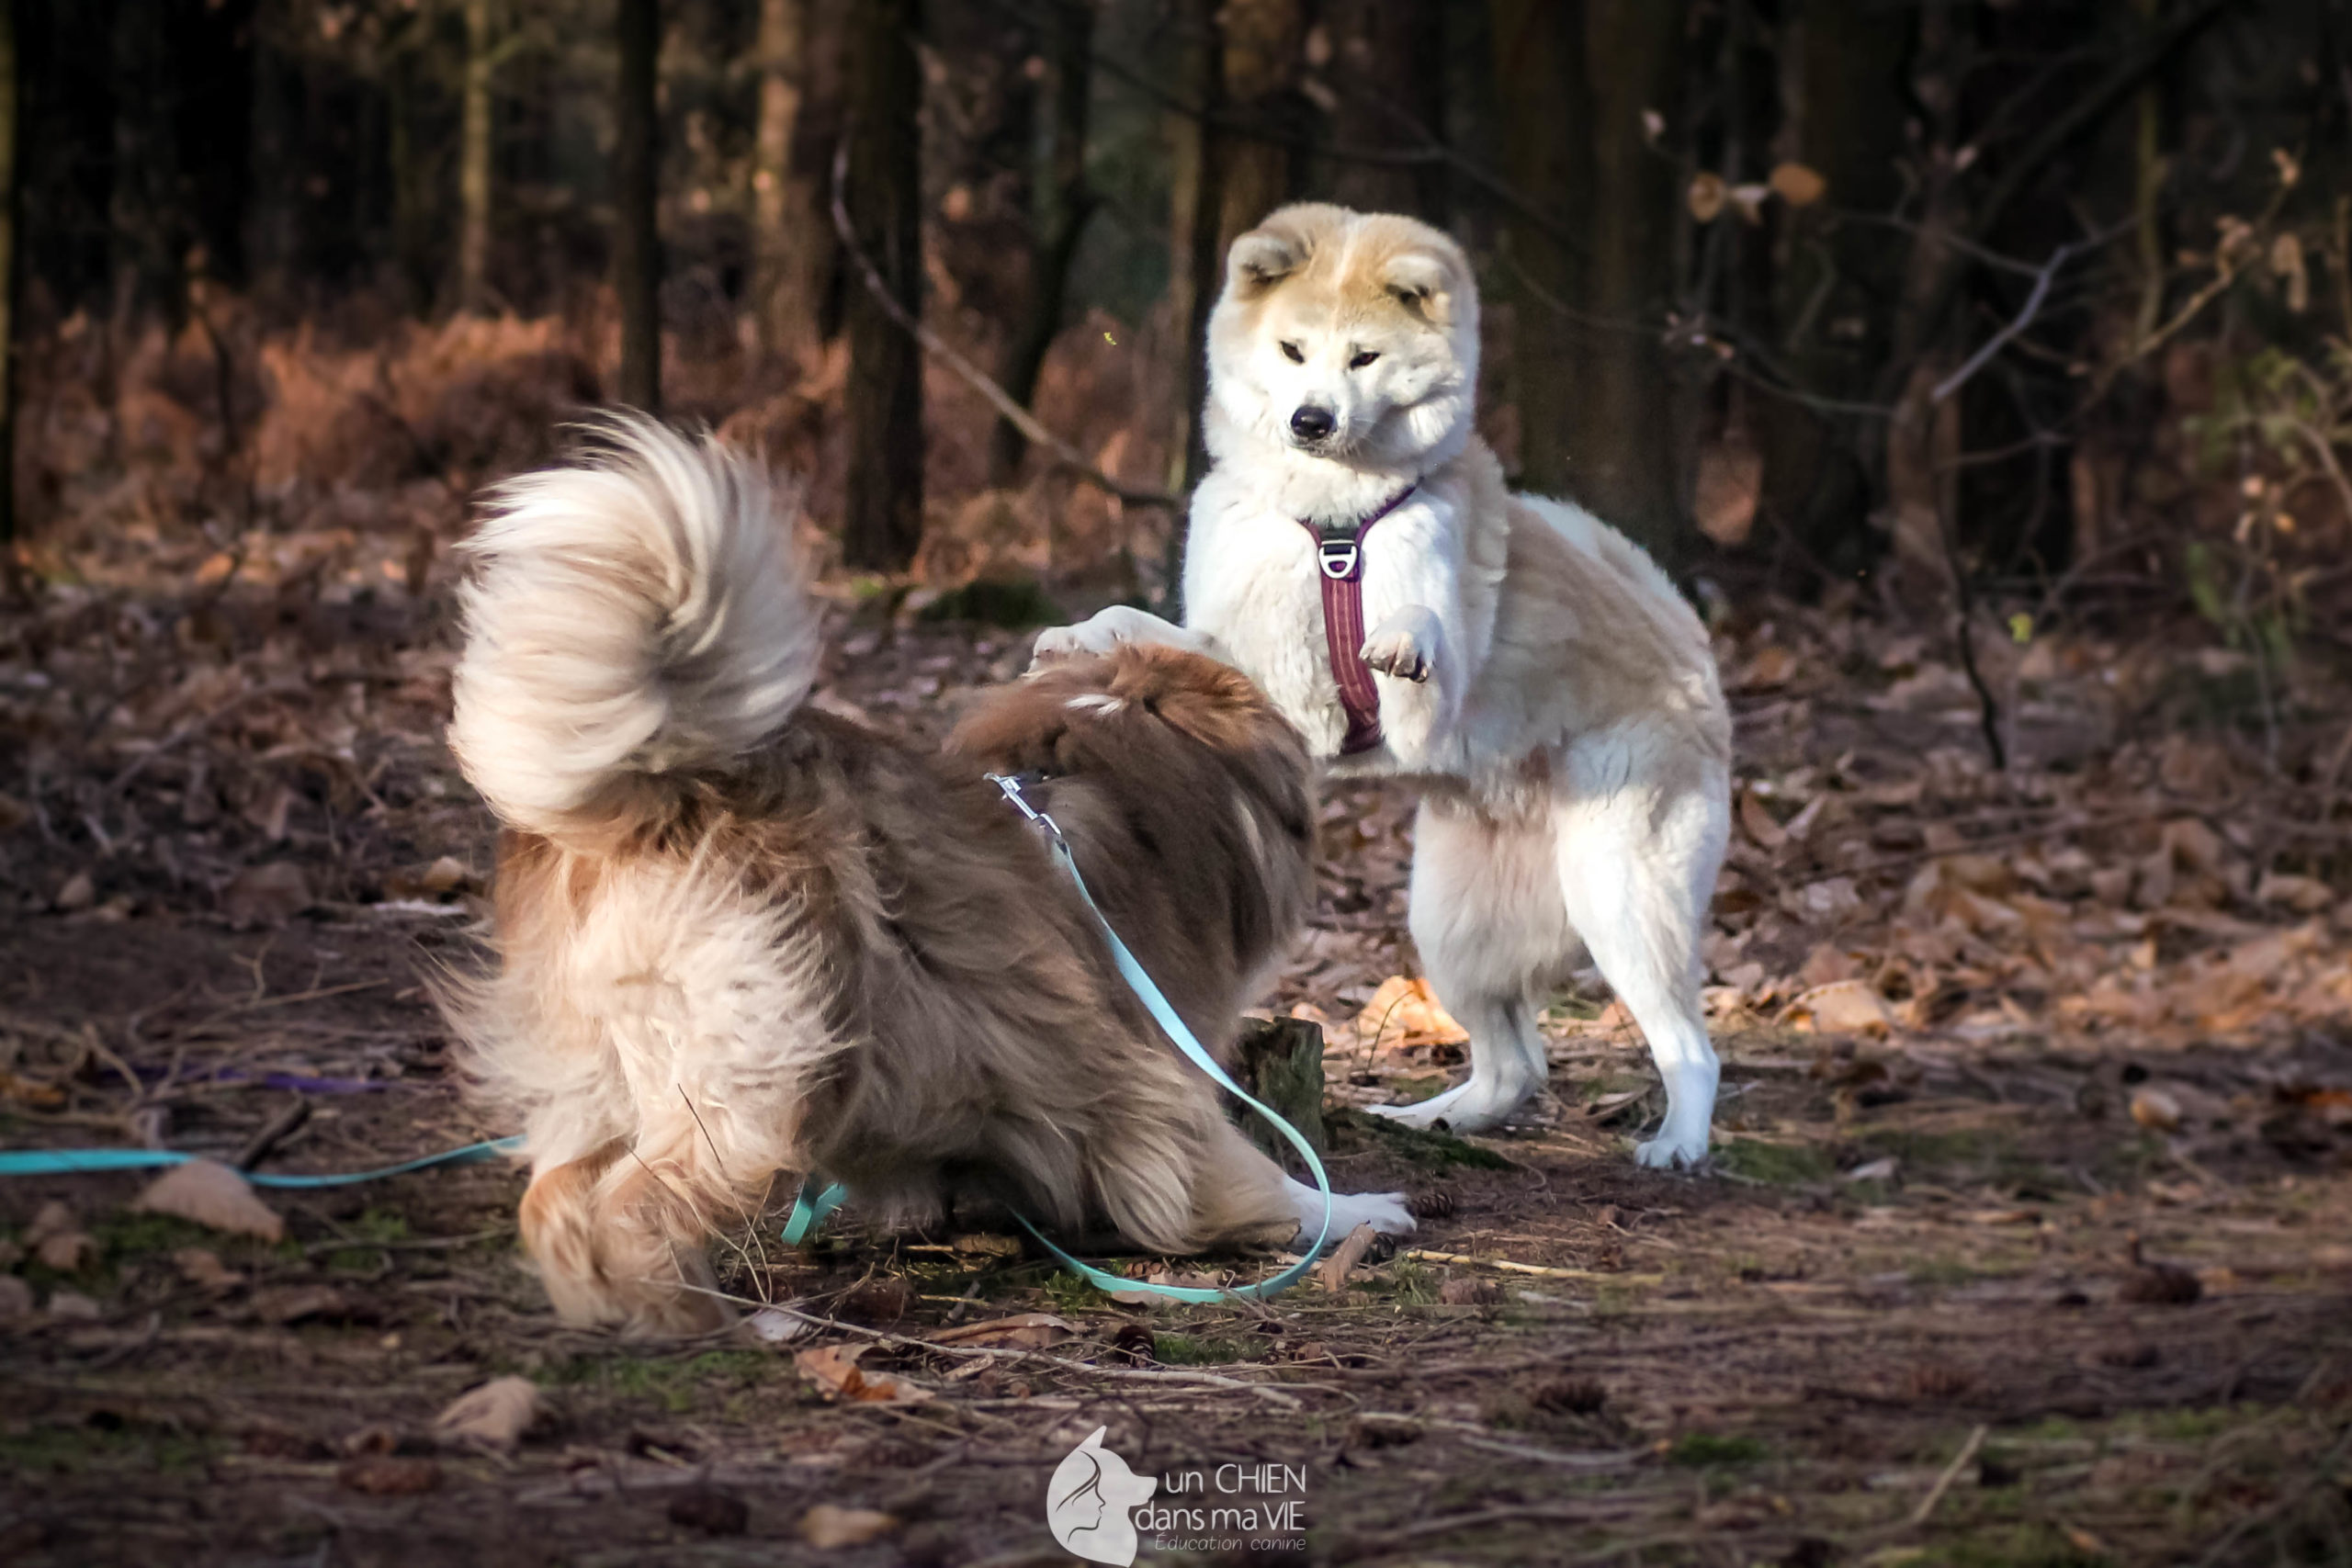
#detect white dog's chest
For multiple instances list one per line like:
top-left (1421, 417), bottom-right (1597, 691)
top-left (1188, 497), bottom-right (1464, 766)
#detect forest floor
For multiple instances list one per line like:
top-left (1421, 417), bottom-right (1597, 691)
top-left (2, 519), bottom-right (2350, 1568)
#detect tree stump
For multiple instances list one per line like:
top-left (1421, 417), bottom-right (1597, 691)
top-left (1232, 1016), bottom-right (1328, 1161)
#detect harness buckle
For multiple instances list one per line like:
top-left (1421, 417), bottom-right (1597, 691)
top-left (1316, 536), bottom-right (1362, 581)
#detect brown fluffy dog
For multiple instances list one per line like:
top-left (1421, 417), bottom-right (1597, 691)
top-left (444, 419), bottom-right (1410, 1333)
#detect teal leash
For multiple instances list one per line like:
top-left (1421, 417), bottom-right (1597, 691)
top-left (0, 1136), bottom-right (524, 1188)
top-left (782, 775), bottom-right (1337, 1305)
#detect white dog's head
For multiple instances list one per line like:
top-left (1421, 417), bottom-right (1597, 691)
top-left (1205, 203), bottom-right (1480, 471)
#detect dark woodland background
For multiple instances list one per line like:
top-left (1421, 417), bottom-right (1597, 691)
top-left (0, 0), bottom-right (2346, 766)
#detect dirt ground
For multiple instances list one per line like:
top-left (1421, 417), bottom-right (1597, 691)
top-left (4, 567), bottom-right (2350, 1566)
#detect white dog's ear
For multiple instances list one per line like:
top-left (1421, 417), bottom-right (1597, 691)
top-left (1227, 227), bottom-right (1305, 297)
top-left (1383, 251), bottom-right (1455, 325)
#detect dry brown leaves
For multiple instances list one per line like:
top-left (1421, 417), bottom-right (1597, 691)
top-left (132, 1159), bottom-right (286, 1242)
top-left (792, 1343), bottom-right (933, 1404)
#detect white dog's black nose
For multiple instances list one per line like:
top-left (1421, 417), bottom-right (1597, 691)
top-left (1289, 405), bottom-right (1336, 443)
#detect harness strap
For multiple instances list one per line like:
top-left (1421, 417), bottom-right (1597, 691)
top-left (1296, 482), bottom-right (1417, 757)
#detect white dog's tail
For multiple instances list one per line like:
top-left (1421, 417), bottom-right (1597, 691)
top-left (448, 415), bottom-right (819, 844)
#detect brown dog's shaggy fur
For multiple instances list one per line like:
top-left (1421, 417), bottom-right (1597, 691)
top-left (444, 420), bottom-right (1407, 1333)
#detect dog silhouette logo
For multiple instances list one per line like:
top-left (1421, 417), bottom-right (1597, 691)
top-left (1046, 1425), bottom-right (1158, 1564)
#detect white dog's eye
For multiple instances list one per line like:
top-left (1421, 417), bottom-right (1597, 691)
top-left (1350, 350), bottom-right (1381, 368)
top-left (1280, 341), bottom-right (1305, 363)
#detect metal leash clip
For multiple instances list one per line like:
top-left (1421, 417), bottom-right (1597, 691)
top-left (985, 772), bottom-right (1062, 843)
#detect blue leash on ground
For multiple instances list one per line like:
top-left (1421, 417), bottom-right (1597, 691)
top-left (785, 773), bottom-right (1338, 1304)
top-left (0, 1136), bottom-right (524, 1187)
top-left (2, 783), bottom-right (1339, 1303)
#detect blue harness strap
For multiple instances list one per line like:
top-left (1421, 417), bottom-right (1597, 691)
top-left (0, 1136), bottom-right (524, 1188)
top-left (785, 775), bottom-right (1337, 1304)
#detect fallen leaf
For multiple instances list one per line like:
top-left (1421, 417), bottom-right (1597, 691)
top-left (337, 1455), bottom-right (442, 1495)
top-left (133, 1159), bottom-right (286, 1242)
top-left (2256, 872), bottom-right (2335, 914)
top-left (0, 1069), bottom-right (65, 1108)
top-left (222, 863), bottom-right (313, 927)
top-left (1846, 1156), bottom-right (1899, 1182)
top-left (2129, 1086), bottom-right (2183, 1132)
top-left (928, 1312), bottom-right (1074, 1350)
top-left (1738, 789), bottom-right (1787, 851)
top-left (418, 855), bottom-right (471, 894)
top-left (54, 871), bottom-right (96, 911)
top-left (47, 1289), bottom-right (102, 1321)
top-left (433, 1376), bottom-right (543, 1451)
top-left (1695, 434), bottom-right (1762, 547)
top-left (1787, 980), bottom-right (1894, 1037)
top-left (1770, 161), bottom-right (1828, 207)
top-left (1439, 1275), bottom-right (1502, 1305)
top-left (798, 1504), bottom-right (899, 1549)
top-left (793, 1343), bottom-right (932, 1404)
top-left (174, 1247), bottom-right (244, 1292)
top-left (1688, 171), bottom-right (1727, 222)
top-left (949, 1232), bottom-right (1022, 1258)
top-left (28, 1202), bottom-right (96, 1272)
top-left (1351, 976), bottom-right (1468, 1048)
top-left (252, 1285), bottom-right (353, 1325)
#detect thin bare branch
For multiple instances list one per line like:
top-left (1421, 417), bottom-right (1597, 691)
top-left (828, 139), bottom-right (1180, 512)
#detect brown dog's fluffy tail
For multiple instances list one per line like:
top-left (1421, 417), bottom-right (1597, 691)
top-left (447, 416), bottom-right (818, 844)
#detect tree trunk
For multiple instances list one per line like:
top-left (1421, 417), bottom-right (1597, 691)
top-left (1754, 0), bottom-right (1913, 579)
top-left (1213, 0), bottom-right (1307, 259)
top-left (1321, 0), bottom-right (1448, 222)
top-left (1492, 0), bottom-right (1691, 572)
top-left (1489, 0), bottom-right (1582, 498)
top-left (0, 0), bottom-right (17, 546)
top-left (1178, 0), bottom-right (1305, 498)
top-left (750, 0), bottom-right (813, 363)
top-left (1574, 1), bottom-right (1692, 571)
top-left (615, 0), bottom-right (661, 412)
top-left (457, 0), bottom-right (497, 315)
top-left (112, 0), bottom-right (185, 320)
top-left (388, 16), bottom-right (435, 315)
top-left (988, 0), bottom-right (1094, 488)
top-left (841, 0), bottom-right (923, 572)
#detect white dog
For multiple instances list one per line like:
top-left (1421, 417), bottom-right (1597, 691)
top-left (1037, 204), bottom-right (1732, 1167)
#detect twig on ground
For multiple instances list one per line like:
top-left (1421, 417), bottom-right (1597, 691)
top-left (1408, 1249), bottom-right (1663, 1284)
top-left (1908, 1423), bottom-right (1990, 1527)
top-left (674, 1285), bottom-right (1317, 1408)
top-left (232, 1098), bottom-right (311, 1171)
top-left (107, 682), bottom-right (311, 795)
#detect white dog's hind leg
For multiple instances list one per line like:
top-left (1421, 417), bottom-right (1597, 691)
top-left (1028, 605), bottom-right (1209, 669)
top-left (1551, 739), bottom-right (1729, 1169)
top-left (1369, 797), bottom-right (1566, 1134)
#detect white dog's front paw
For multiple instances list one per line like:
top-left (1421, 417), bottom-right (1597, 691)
top-left (1365, 1073), bottom-right (1533, 1135)
top-left (1028, 605), bottom-right (1198, 672)
top-left (1634, 1127), bottom-right (1712, 1170)
top-left (1359, 606), bottom-right (1439, 683)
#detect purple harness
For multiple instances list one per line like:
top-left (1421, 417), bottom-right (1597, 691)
top-left (1295, 483), bottom-right (1418, 755)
